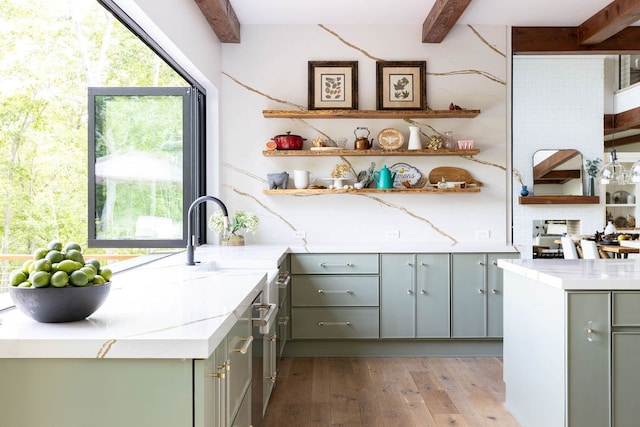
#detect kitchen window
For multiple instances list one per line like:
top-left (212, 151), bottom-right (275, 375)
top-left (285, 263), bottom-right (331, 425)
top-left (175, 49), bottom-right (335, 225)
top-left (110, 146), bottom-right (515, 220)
top-left (88, 86), bottom-right (201, 248)
top-left (88, 1), bottom-right (208, 249)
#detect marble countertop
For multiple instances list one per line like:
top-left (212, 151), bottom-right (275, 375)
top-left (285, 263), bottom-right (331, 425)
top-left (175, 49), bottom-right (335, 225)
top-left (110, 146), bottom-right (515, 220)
top-left (0, 245), bottom-right (289, 360)
top-left (498, 258), bottom-right (640, 290)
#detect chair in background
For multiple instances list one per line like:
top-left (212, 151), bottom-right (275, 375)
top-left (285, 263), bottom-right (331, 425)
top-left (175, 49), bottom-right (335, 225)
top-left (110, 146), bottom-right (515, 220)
top-left (561, 237), bottom-right (579, 259)
top-left (580, 239), bottom-right (601, 259)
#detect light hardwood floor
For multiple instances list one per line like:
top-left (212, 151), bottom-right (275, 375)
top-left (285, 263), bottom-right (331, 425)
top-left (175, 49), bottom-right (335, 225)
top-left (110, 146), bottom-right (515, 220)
top-left (263, 357), bottom-right (520, 427)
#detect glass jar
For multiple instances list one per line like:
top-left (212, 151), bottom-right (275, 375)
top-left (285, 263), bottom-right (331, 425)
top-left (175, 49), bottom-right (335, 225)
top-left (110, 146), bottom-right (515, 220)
top-left (443, 131), bottom-right (456, 150)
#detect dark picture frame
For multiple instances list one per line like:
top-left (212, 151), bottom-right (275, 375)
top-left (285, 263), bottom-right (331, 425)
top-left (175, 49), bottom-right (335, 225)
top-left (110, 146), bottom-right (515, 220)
top-left (376, 61), bottom-right (426, 110)
top-left (308, 61), bottom-right (358, 110)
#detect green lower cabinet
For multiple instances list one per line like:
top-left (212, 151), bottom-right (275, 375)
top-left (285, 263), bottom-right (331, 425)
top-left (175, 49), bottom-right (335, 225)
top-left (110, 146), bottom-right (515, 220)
top-left (291, 307), bottom-right (379, 338)
top-left (380, 253), bottom-right (450, 338)
top-left (0, 358), bottom-right (195, 427)
top-left (566, 292), bottom-right (610, 427)
top-left (452, 253), bottom-right (518, 338)
top-left (290, 254), bottom-right (380, 340)
top-left (612, 332), bottom-right (640, 427)
top-left (451, 253), bottom-right (487, 337)
top-left (0, 307), bottom-right (252, 427)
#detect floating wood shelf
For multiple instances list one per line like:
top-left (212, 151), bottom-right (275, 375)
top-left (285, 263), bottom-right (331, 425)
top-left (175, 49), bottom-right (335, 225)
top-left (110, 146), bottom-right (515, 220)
top-left (264, 187), bottom-right (481, 195)
top-left (262, 109), bottom-right (480, 119)
top-left (262, 148), bottom-right (480, 157)
top-left (519, 195), bottom-right (600, 205)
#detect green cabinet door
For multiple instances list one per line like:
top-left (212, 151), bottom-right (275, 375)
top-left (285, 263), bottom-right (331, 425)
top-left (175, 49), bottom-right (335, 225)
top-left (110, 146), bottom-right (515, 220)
top-left (487, 253), bottom-right (518, 338)
top-left (380, 253), bottom-right (416, 338)
top-left (567, 292), bottom-right (610, 427)
top-left (613, 334), bottom-right (640, 426)
top-left (416, 254), bottom-right (450, 338)
top-left (195, 336), bottom-right (228, 427)
top-left (451, 253), bottom-right (486, 338)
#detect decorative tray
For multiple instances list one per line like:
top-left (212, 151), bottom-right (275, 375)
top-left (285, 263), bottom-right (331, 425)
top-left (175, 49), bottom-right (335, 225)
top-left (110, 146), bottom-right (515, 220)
top-left (377, 128), bottom-right (404, 150)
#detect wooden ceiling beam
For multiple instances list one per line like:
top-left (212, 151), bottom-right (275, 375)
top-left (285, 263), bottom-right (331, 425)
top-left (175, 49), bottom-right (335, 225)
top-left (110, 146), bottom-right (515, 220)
top-left (422, 0), bottom-right (473, 43)
top-left (512, 26), bottom-right (640, 54)
top-left (193, 0), bottom-right (241, 43)
top-left (579, 0), bottom-right (640, 45)
top-left (533, 150), bottom-right (580, 179)
top-left (605, 132), bottom-right (640, 148)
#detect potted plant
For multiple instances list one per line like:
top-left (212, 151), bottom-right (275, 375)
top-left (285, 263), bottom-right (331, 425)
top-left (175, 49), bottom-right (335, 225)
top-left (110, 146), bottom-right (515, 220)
top-left (584, 157), bottom-right (601, 196)
top-left (209, 210), bottom-right (259, 246)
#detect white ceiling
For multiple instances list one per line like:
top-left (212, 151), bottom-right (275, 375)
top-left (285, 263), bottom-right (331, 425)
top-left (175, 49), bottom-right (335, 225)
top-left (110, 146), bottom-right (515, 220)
top-left (229, 0), bottom-right (617, 26)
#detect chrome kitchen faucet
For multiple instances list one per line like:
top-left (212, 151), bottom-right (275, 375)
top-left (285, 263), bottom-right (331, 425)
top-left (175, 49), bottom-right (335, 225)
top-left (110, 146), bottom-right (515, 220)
top-left (186, 195), bottom-right (229, 265)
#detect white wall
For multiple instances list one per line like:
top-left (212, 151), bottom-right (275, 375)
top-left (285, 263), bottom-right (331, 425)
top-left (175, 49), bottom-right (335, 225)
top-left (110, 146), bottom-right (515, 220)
top-left (512, 56), bottom-right (605, 258)
top-left (218, 24), bottom-right (510, 249)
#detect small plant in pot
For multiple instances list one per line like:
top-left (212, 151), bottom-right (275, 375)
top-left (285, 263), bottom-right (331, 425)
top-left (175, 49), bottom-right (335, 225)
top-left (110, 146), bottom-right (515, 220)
top-left (209, 210), bottom-right (259, 246)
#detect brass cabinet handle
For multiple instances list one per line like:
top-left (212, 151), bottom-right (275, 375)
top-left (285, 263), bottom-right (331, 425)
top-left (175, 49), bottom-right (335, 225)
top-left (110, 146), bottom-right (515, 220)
top-left (209, 362), bottom-right (228, 379)
top-left (232, 335), bottom-right (254, 354)
top-left (318, 321), bottom-right (351, 326)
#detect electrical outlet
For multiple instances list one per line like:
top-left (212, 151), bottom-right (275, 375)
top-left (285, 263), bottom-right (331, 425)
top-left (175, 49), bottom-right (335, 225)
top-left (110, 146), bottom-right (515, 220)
top-left (475, 230), bottom-right (490, 239)
top-left (385, 230), bottom-right (400, 239)
top-left (293, 230), bottom-right (306, 239)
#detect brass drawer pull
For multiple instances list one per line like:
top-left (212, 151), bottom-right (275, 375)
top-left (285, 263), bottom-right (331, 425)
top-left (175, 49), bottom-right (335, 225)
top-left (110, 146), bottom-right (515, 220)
top-left (318, 321), bottom-right (351, 326)
top-left (318, 262), bottom-right (353, 267)
top-left (317, 289), bottom-right (352, 294)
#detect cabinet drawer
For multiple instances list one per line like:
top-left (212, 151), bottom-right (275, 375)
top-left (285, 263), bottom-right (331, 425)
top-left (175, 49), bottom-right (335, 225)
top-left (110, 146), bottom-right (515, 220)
top-left (613, 292), bottom-right (640, 326)
top-left (292, 275), bottom-right (379, 307)
top-left (291, 253), bottom-right (378, 275)
top-left (291, 307), bottom-right (379, 339)
top-left (227, 306), bottom-right (252, 421)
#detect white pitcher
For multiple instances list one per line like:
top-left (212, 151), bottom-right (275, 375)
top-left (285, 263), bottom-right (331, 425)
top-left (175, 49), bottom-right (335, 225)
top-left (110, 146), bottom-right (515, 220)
top-left (293, 170), bottom-right (316, 189)
top-left (407, 126), bottom-right (421, 150)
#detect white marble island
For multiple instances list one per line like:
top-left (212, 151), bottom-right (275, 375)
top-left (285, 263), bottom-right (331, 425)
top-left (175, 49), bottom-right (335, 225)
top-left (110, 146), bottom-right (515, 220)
top-left (0, 244), bottom-right (288, 427)
top-left (498, 259), bottom-right (640, 427)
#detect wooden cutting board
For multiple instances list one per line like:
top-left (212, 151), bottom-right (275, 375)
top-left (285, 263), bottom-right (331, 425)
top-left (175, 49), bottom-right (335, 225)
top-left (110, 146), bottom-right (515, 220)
top-left (428, 167), bottom-right (483, 186)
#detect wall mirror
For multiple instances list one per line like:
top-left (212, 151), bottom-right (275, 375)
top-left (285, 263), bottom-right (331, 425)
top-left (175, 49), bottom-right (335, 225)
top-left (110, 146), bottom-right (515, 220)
top-left (532, 149), bottom-right (583, 196)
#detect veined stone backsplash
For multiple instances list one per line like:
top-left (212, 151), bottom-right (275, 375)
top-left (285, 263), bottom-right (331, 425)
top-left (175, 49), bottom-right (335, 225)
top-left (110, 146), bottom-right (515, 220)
top-left (217, 24), bottom-right (510, 249)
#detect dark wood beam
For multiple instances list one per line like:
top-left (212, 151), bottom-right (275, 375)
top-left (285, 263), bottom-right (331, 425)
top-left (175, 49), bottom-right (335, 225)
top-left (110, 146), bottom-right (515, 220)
top-left (422, 0), bottom-right (473, 43)
top-left (615, 105), bottom-right (640, 132)
top-left (193, 0), bottom-right (240, 43)
top-left (579, 0), bottom-right (640, 45)
top-left (534, 170), bottom-right (581, 185)
top-left (512, 27), bottom-right (640, 54)
top-left (533, 150), bottom-right (580, 180)
top-left (605, 132), bottom-right (640, 148)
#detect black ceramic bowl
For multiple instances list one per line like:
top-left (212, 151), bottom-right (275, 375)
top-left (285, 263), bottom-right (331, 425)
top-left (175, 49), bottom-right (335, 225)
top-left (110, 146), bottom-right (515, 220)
top-left (9, 283), bottom-right (111, 323)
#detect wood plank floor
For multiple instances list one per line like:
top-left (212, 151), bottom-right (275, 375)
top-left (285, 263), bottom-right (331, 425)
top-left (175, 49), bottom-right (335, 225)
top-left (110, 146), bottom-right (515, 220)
top-left (263, 357), bottom-right (520, 427)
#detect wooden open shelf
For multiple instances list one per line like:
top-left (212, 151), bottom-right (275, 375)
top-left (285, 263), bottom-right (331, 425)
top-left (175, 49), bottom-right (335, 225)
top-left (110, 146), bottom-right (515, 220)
top-left (262, 109), bottom-right (480, 119)
top-left (264, 187), bottom-right (481, 195)
top-left (519, 195), bottom-right (600, 205)
top-left (262, 148), bottom-right (479, 157)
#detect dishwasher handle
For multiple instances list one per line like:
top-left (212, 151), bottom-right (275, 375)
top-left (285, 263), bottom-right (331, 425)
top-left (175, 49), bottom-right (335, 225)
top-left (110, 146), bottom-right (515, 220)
top-left (252, 302), bottom-right (277, 327)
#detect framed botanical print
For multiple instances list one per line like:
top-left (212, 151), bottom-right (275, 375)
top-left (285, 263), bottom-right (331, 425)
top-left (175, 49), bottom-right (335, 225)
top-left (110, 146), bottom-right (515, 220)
top-left (308, 61), bottom-right (358, 110)
top-left (376, 61), bottom-right (426, 110)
